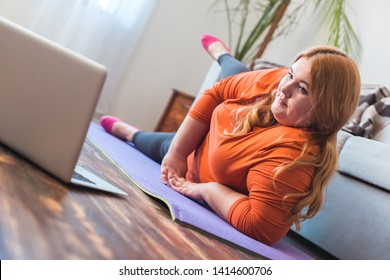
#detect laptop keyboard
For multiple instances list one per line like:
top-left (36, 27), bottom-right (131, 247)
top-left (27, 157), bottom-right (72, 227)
top-left (73, 171), bottom-right (96, 185)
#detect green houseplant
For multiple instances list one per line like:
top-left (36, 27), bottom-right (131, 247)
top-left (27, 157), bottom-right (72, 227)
top-left (211, 0), bottom-right (361, 68)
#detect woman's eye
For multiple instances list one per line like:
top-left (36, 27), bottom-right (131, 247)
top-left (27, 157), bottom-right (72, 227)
top-left (287, 72), bottom-right (293, 79)
top-left (299, 87), bottom-right (308, 95)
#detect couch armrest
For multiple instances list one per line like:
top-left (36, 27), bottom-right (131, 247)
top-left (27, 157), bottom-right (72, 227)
top-left (337, 130), bottom-right (353, 154)
top-left (338, 136), bottom-right (390, 192)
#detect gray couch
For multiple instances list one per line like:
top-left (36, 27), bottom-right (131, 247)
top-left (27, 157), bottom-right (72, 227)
top-left (292, 85), bottom-right (390, 260)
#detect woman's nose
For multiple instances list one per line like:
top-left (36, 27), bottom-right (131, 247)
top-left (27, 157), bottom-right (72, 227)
top-left (281, 82), bottom-right (293, 98)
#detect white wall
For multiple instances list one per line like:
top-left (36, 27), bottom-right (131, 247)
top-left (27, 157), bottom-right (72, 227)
top-left (1, 0), bottom-right (390, 131)
top-left (0, 0), bottom-right (43, 23)
top-left (112, 0), bottom-right (390, 130)
top-left (111, 0), bottom-right (230, 130)
top-left (350, 0), bottom-right (390, 87)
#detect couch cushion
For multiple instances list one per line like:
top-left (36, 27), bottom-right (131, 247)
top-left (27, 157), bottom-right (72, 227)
top-left (296, 172), bottom-right (390, 259)
top-left (338, 136), bottom-right (390, 192)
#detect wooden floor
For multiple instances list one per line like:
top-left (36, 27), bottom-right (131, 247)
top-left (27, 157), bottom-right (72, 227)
top-left (0, 137), bottom-right (262, 259)
top-left (0, 128), bottom-right (335, 260)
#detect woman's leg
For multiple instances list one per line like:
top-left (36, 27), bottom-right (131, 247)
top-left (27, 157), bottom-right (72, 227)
top-left (132, 131), bottom-right (174, 163)
top-left (100, 116), bottom-right (174, 163)
top-left (201, 34), bottom-right (250, 79)
top-left (217, 53), bottom-right (249, 79)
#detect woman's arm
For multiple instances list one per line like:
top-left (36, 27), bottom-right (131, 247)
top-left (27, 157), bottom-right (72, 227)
top-left (170, 145), bottom-right (315, 244)
top-left (169, 176), bottom-right (246, 220)
top-left (161, 116), bottom-right (209, 184)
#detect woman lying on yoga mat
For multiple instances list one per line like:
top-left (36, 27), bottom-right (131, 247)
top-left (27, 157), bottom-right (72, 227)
top-left (100, 35), bottom-right (360, 245)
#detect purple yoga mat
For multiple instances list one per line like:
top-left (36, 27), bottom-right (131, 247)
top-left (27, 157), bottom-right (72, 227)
top-left (87, 122), bottom-right (313, 260)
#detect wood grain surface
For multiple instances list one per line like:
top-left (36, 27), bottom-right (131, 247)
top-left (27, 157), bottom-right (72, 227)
top-left (0, 138), bottom-right (260, 260)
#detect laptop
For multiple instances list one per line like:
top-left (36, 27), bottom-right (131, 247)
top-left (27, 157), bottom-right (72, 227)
top-left (0, 17), bottom-right (127, 196)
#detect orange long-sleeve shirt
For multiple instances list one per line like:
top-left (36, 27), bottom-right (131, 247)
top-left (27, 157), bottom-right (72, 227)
top-left (187, 68), bottom-right (318, 244)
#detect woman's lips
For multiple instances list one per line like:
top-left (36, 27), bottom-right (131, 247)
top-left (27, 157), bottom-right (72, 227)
top-left (277, 95), bottom-right (287, 106)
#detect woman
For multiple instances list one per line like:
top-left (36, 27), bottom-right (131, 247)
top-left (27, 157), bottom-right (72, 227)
top-left (101, 35), bottom-right (360, 244)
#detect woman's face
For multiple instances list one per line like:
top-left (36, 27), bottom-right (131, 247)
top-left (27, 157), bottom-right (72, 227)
top-left (271, 57), bottom-right (315, 127)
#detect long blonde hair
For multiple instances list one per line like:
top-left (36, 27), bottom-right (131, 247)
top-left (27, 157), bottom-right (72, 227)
top-left (228, 46), bottom-right (361, 230)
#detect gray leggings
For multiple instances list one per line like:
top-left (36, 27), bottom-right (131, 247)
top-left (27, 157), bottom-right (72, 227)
top-left (132, 131), bottom-right (175, 163)
top-left (132, 54), bottom-right (249, 163)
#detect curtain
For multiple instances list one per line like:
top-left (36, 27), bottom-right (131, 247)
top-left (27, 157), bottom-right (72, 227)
top-left (28, 0), bottom-right (156, 115)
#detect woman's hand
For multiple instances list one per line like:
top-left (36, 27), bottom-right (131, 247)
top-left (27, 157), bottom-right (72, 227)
top-left (169, 175), bottom-right (247, 221)
top-left (160, 150), bottom-right (188, 185)
top-left (160, 116), bottom-right (209, 185)
top-left (169, 175), bottom-right (204, 201)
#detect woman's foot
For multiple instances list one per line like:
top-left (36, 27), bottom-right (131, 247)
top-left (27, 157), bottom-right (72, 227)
top-left (201, 34), bottom-right (232, 61)
top-left (100, 115), bottom-right (140, 142)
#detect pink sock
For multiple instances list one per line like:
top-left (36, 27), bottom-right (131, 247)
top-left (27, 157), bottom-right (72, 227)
top-left (100, 115), bottom-right (121, 134)
top-left (201, 34), bottom-right (232, 55)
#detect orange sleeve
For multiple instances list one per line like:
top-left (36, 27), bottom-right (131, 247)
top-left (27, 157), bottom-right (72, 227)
top-left (188, 68), bottom-right (288, 126)
top-left (188, 72), bottom-right (253, 125)
top-left (227, 146), bottom-right (314, 245)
